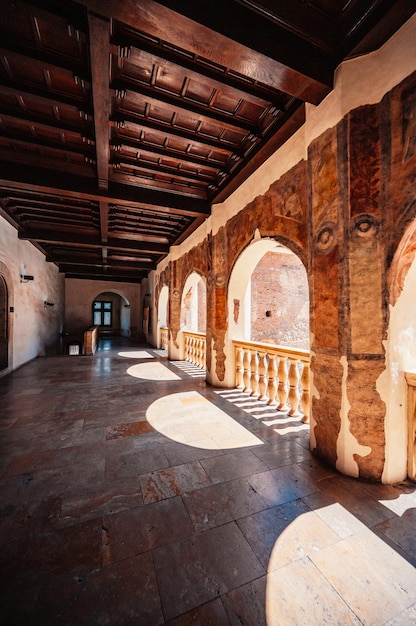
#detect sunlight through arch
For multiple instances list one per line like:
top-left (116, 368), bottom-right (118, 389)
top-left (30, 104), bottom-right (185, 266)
top-left (146, 390), bottom-right (264, 449)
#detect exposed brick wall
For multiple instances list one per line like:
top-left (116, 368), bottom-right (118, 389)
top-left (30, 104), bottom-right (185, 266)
top-left (251, 250), bottom-right (309, 348)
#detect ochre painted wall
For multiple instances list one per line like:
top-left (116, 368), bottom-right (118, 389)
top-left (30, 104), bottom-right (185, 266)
top-left (153, 16), bottom-right (416, 483)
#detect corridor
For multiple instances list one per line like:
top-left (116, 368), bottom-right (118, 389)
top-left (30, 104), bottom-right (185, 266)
top-left (0, 339), bottom-right (415, 625)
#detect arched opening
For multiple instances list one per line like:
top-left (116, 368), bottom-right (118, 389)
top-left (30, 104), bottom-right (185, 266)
top-left (380, 220), bottom-right (416, 482)
top-left (250, 247), bottom-right (309, 349)
top-left (180, 272), bottom-right (206, 333)
top-left (224, 238), bottom-right (309, 388)
top-left (157, 284), bottom-right (169, 349)
top-left (0, 274), bottom-right (9, 372)
top-left (92, 291), bottom-right (131, 338)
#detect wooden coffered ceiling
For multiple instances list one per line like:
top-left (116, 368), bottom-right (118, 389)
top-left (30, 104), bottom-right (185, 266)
top-left (0, 1), bottom-right (414, 282)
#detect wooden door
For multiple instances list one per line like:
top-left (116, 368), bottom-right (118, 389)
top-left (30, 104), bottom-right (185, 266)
top-left (0, 275), bottom-right (8, 371)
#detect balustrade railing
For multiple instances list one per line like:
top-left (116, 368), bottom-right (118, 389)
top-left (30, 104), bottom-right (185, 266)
top-left (160, 327), bottom-right (168, 351)
top-left (233, 340), bottom-right (311, 423)
top-left (183, 331), bottom-right (206, 370)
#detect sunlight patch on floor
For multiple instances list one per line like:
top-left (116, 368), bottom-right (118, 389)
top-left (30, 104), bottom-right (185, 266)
top-left (146, 390), bottom-right (264, 449)
top-left (170, 361), bottom-right (206, 378)
top-left (273, 424), bottom-right (309, 435)
top-left (118, 350), bottom-right (155, 359)
top-left (265, 506), bottom-right (416, 625)
top-left (127, 362), bottom-right (181, 381)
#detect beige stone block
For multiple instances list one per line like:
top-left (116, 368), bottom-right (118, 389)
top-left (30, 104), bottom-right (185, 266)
top-left (310, 530), bottom-right (416, 624)
top-left (266, 558), bottom-right (360, 625)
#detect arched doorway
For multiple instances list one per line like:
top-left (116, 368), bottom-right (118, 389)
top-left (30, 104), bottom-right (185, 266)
top-left (0, 274), bottom-right (8, 372)
top-left (180, 272), bottom-right (206, 334)
top-left (157, 285), bottom-right (169, 349)
top-left (92, 291), bottom-right (131, 337)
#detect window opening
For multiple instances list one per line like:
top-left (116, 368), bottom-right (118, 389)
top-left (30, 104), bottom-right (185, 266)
top-left (93, 301), bottom-right (112, 327)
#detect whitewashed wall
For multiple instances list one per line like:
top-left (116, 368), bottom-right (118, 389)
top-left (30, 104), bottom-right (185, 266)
top-left (0, 214), bottom-right (65, 374)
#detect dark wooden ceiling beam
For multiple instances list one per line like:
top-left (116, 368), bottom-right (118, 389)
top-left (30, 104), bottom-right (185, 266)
top-left (111, 25), bottom-right (282, 105)
top-left (18, 228), bottom-right (170, 254)
top-left (1, 36), bottom-right (86, 76)
top-left (111, 81), bottom-right (257, 134)
top-left (0, 57), bottom-right (88, 110)
top-left (0, 131), bottom-right (94, 158)
top-left (55, 259), bottom-right (155, 271)
top-left (87, 13), bottom-right (110, 191)
top-left (214, 100), bottom-right (306, 203)
top-left (99, 200), bottom-right (109, 243)
top-left (114, 40), bottom-right (278, 109)
top-left (0, 108), bottom-right (93, 141)
top-left (0, 165), bottom-right (211, 216)
top-left (78, 0), bottom-right (332, 103)
top-left (111, 134), bottom-right (224, 171)
top-left (63, 271), bottom-right (145, 283)
top-left (112, 112), bottom-right (239, 155)
top-left (111, 154), bottom-right (218, 185)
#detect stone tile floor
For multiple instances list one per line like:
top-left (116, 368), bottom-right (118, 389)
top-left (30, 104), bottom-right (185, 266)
top-left (0, 338), bottom-right (415, 625)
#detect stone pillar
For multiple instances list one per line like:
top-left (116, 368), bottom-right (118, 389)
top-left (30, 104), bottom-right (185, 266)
top-left (206, 229), bottom-right (228, 385)
top-left (168, 260), bottom-right (181, 360)
top-left (311, 106), bottom-right (388, 481)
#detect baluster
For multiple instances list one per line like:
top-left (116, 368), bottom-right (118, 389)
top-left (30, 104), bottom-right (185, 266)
top-left (288, 358), bottom-right (301, 416)
top-left (250, 351), bottom-right (259, 397)
top-left (301, 361), bottom-right (310, 423)
top-left (277, 356), bottom-right (289, 411)
top-left (267, 353), bottom-right (278, 406)
top-left (258, 351), bottom-right (268, 401)
top-left (195, 338), bottom-right (199, 367)
top-left (201, 339), bottom-right (206, 369)
top-left (243, 348), bottom-right (251, 394)
top-left (197, 338), bottom-right (202, 368)
top-left (235, 346), bottom-right (244, 389)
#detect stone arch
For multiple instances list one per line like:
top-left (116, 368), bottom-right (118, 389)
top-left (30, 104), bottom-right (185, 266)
top-left (92, 290), bottom-right (131, 337)
top-left (0, 260), bottom-right (14, 377)
top-left (180, 271), bottom-right (206, 333)
top-left (221, 236), bottom-right (309, 387)
top-left (157, 284), bottom-right (169, 348)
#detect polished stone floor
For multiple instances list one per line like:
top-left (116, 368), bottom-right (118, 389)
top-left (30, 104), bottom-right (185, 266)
top-left (0, 338), bottom-right (415, 625)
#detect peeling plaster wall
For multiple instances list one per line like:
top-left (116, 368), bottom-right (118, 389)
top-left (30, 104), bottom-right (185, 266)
top-left (151, 15), bottom-right (416, 482)
top-left (65, 278), bottom-right (141, 338)
top-left (0, 215), bottom-right (64, 374)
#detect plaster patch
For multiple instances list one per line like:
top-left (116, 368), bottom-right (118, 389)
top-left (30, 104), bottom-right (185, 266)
top-left (336, 356), bottom-right (371, 477)
top-left (309, 343), bottom-right (318, 450)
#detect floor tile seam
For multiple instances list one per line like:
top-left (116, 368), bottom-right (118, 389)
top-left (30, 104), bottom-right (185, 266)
top-left (369, 524), bottom-right (416, 568)
top-left (180, 477), bottom-right (271, 524)
top-left (300, 554), bottom-right (366, 624)
top-left (146, 547), bottom-right (167, 624)
top-left (178, 470), bottom-right (273, 498)
top-left (150, 520), bottom-right (268, 608)
top-left (380, 601), bottom-right (416, 626)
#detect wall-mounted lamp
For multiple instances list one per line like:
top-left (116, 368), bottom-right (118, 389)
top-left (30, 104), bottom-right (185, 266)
top-left (20, 274), bottom-right (34, 283)
top-left (44, 300), bottom-right (55, 308)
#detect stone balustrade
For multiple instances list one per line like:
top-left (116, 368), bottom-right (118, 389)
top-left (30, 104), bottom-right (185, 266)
top-left (183, 331), bottom-right (206, 370)
top-left (160, 327), bottom-right (169, 351)
top-left (233, 340), bottom-right (311, 423)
